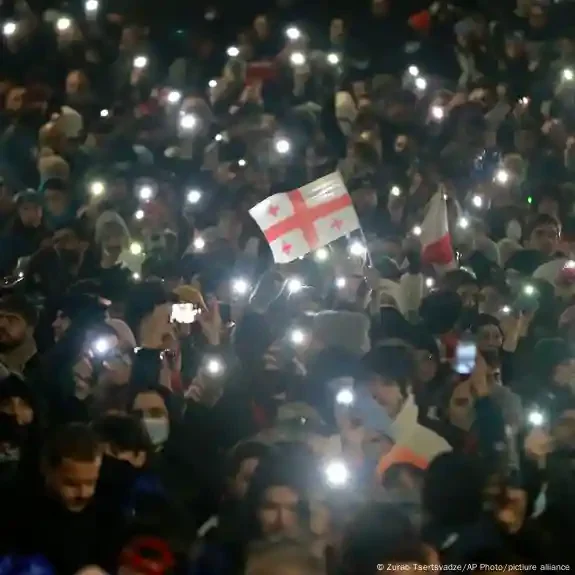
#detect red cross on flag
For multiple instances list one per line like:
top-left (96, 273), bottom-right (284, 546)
top-left (249, 172), bottom-right (361, 263)
top-left (420, 191), bottom-right (455, 267)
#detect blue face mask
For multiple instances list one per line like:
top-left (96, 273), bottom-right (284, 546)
top-left (143, 417), bottom-right (169, 446)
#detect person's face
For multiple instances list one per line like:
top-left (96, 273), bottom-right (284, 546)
top-left (102, 234), bottom-right (125, 261)
top-left (52, 311), bottom-right (71, 341)
top-left (230, 456), bottom-right (260, 500)
top-left (528, 6), bottom-right (547, 29)
top-left (537, 197), bottom-right (559, 219)
top-left (514, 129), bottom-right (537, 156)
top-left (47, 456), bottom-right (101, 512)
top-left (457, 284), bottom-right (479, 309)
top-left (5, 87), bottom-right (25, 112)
top-left (102, 443), bottom-right (146, 468)
top-left (553, 359), bottom-right (575, 387)
top-left (18, 202), bottom-right (42, 227)
top-left (132, 391), bottom-right (169, 419)
top-left (44, 189), bottom-right (69, 216)
top-left (368, 377), bottom-right (404, 419)
top-left (330, 19), bottom-right (345, 43)
top-left (120, 27), bottom-right (139, 51)
top-left (413, 349), bottom-right (438, 384)
top-left (448, 380), bottom-right (475, 430)
top-left (73, 358), bottom-right (94, 400)
top-left (0, 396), bottom-right (33, 425)
top-left (66, 71), bottom-right (84, 95)
top-left (253, 15), bottom-right (269, 39)
top-left (0, 312), bottom-right (28, 349)
top-left (476, 324), bottom-right (503, 353)
top-left (529, 224), bottom-right (559, 256)
top-left (257, 485), bottom-right (301, 538)
top-left (53, 228), bottom-right (81, 253)
top-left (100, 352), bottom-right (132, 387)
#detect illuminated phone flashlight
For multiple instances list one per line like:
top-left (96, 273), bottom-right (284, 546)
top-left (324, 459), bottom-right (350, 488)
top-left (232, 277), bottom-right (251, 297)
top-left (563, 68), bottom-right (574, 81)
top-left (238, 158), bottom-right (247, 167)
top-left (132, 272), bottom-right (141, 281)
top-left (336, 387), bottom-right (354, 406)
top-left (390, 186), bottom-right (401, 197)
top-left (130, 242), bottom-right (143, 256)
top-left (287, 277), bottom-right (304, 294)
top-left (500, 305), bottom-right (511, 315)
top-left (208, 79), bottom-right (218, 88)
top-left (133, 55), bottom-right (148, 69)
top-left (519, 96), bottom-right (530, 106)
top-left (92, 337), bottom-right (111, 356)
top-left (193, 236), bottom-right (206, 251)
top-left (186, 189), bottom-right (202, 204)
top-left (327, 53), bottom-right (340, 65)
top-left (472, 195), bottom-right (483, 208)
top-left (2, 21), bottom-right (17, 37)
top-left (415, 76), bottom-right (427, 91)
top-left (408, 65), bottom-right (420, 77)
top-left (430, 105), bottom-right (444, 121)
top-left (138, 186), bottom-right (153, 201)
top-left (458, 217), bottom-right (469, 229)
top-left (335, 277), bottom-right (347, 289)
top-left (494, 168), bottom-right (510, 185)
top-left (84, 0), bottom-right (99, 13)
top-left (90, 181), bottom-right (105, 197)
top-left (523, 284), bottom-right (536, 297)
top-left (167, 90), bottom-right (181, 104)
top-left (349, 240), bottom-right (367, 257)
top-left (289, 327), bottom-right (307, 346)
top-left (425, 277), bottom-right (435, 289)
top-left (180, 114), bottom-right (197, 131)
top-left (412, 225), bottom-right (422, 237)
top-left (227, 46), bottom-right (240, 57)
top-left (314, 247), bottom-right (329, 262)
top-left (290, 51), bottom-right (306, 66)
top-left (56, 17), bottom-right (71, 32)
top-left (205, 357), bottom-right (224, 376)
top-left (134, 209), bottom-right (144, 221)
top-left (528, 409), bottom-right (544, 427)
top-left (275, 138), bottom-right (291, 154)
top-left (214, 133), bottom-right (224, 143)
top-left (100, 109), bottom-right (109, 118)
top-left (285, 26), bottom-right (301, 41)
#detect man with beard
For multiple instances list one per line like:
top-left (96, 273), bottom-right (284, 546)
top-left (0, 294), bottom-right (39, 377)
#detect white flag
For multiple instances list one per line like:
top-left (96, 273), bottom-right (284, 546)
top-left (249, 172), bottom-right (360, 263)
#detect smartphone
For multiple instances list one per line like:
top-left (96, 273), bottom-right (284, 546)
top-left (454, 337), bottom-right (477, 375)
top-left (171, 303), bottom-right (201, 324)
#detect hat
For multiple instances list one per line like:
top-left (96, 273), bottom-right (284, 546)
top-left (362, 344), bottom-right (415, 387)
top-left (14, 189), bottom-right (42, 206)
top-left (0, 295), bottom-right (38, 326)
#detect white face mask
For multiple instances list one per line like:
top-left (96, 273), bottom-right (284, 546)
top-left (143, 417), bottom-right (169, 446)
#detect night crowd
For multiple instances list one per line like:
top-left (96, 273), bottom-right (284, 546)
top-left (1, 0), bottom-right (575, 573)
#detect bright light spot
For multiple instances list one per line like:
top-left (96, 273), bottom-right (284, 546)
top-left (335, 277), bottom-right (347, 289)
top-left (528, 410), bottom-right (544, 426)
top-left (519, 96), bottom-right (530, 106)
top-left (238, 158), bottom-right (246, 167)
top-left (3, 22), bottom-right (16, 36)
top-left (425, 277), bottom-right (435, 288)
top-left (287, 277), bottom-right (303, 293)
top-left (132, 272), bottom-right (141, 281)
top-left (527, 196), bottom-right (533, 205)
top-left (214, 133), bottom-right (223, 142)
top-left (206, 357), bottom-right (224, 376)
top-left (431, 105), bottom-right (444, 120)
top-left (290, 51), bottom-right (306, 66)
top-left (208, 79), bottom-right (218, 88)
top-left (523, 284), bottom-right (536, 297)
top-left (349, 241), bottom-right (367, 257)
top-left (129, 242), bottom-right (143, 256)
top-left (289, 328), bottom-right (307, 346)
top-left (92, 337), bottom-right (110, 355)
top-left (494, 169), bottom-right (510, 185)
top-left (315, 248), bottom-right (329, 262)
top-left (187, 189), bottom-right (202, 204)
top-left (415, 77), bottom-right (427, 91)
top-left (472, 195), bottom-right (483, 208)
top-left (17, 271), bottom-right (24, 279)
top-left (180, 114), bottom-right (197, 130)
top-left (412, 225), bottom-right (422, 237)
top-left (275, 138), bottom-right (291, 154)
top-left (139, 186), bottom-right (153, 201)
top-left (408, 65), bottom-right (419, 77)
top-left (85, 0), bottom-right (99, 12)
top-left (56, 17), bottom-right (71, 31)
top-left (336, 388), bottom-right (354, 406)
top-left (167, 90), bottom-right (181, 104)
top-left (100, 109), bottom-right (109, 118)
top-left (563, 68), bottom-right (574, 81)
top-left (133, 55), bottom-right (148, 69)
top-left (286, 26), bottom-right (301, 40)
top-left (391, 186), bottom-right (401, 197)
top-left (565, 260), bottom-right (575, 269)
top-left (327, 53), bottom-right (340, 65)
top-left (458, 217), bottom-right (469, 229)
top-left (324, 459), bottom-right (350, 488)
top-left (501, 305), bottom-right (511, 315)
top-left (227, 46), bottom-right (240, 57)
top-left (232, 278), bottom-right (250, 296)
top-left (134, 209), bottom-right (144, 221)
top-left (193, 237), bottom-right (206, 251)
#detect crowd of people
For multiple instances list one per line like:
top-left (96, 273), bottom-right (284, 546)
top-left (1, 0), bottom-right (575, 572)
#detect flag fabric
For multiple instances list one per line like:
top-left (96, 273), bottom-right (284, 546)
top-left (249, 172), bottom-right (361, 263)
top-left (420, 191), bottom-right (455, 266)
